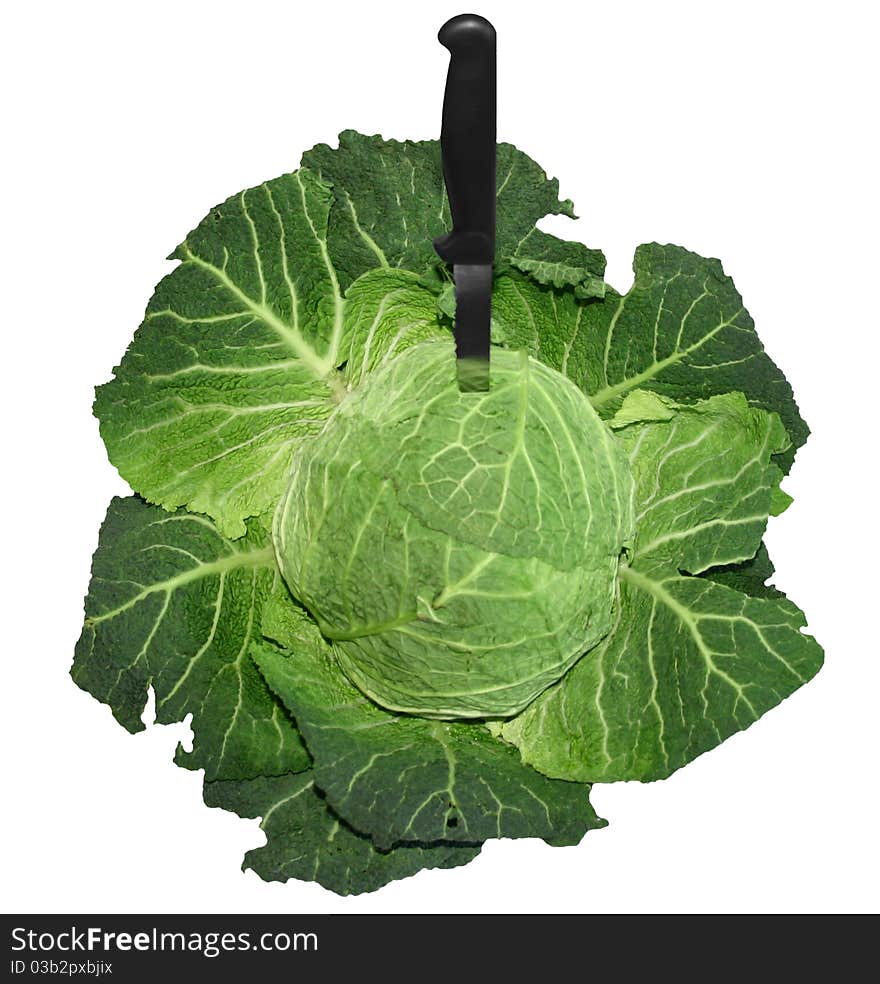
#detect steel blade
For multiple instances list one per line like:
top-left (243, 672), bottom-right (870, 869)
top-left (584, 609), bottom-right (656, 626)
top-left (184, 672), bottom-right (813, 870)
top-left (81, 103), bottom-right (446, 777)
top-left (452, 263), bottom-right (492, 391)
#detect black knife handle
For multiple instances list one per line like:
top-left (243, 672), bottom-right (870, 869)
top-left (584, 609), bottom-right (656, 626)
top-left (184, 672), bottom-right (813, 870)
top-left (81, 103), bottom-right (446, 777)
top-left (433, 13), bottom-right (496, 266)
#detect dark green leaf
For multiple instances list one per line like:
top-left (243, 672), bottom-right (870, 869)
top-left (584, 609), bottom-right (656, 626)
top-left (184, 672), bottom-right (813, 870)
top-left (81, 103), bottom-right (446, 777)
top-left (72, 497), bottom-right (308, 780)
top-left (253, 604), bottom-right (604, 849)
top-left (204, 772), bottom-right (481, 895)
top-left (700, 542), bottom-right (787, 601)
top-left (492, 245), bottom-right (808, 474)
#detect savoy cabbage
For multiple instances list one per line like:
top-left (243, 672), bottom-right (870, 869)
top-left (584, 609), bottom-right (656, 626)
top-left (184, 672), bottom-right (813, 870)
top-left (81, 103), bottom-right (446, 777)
top-left (74, 131), bottom-right (822, 895)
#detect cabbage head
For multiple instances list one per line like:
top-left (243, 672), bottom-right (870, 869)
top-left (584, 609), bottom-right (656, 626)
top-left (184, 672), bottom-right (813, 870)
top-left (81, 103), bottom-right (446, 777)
top-left (274, 340), bottom-right (634, 717)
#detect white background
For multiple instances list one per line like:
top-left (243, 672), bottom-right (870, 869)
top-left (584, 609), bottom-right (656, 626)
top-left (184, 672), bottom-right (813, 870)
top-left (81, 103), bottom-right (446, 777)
top-left (2, 0), bottom-right (878, 914)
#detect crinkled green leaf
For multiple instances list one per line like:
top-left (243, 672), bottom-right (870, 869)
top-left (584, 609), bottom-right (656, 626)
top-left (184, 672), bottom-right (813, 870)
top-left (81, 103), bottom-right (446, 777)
top-left (252, 605), bottom-right (603, 850)
top-left (701, 542), bottom-right (787, 602)
top-left (72, 497), bottom-right (308, 780)
top-left (602, 388), bottom-right (678, 427)
top-left (301, 130), bottom-right (582, 290)
top-left (95, 168), bottom-right (345, 539)
top-left (349, 343), bottom-right (632, 571)
top-left (610, 390), bottom-right (789, 573)
top-left (498, 394), bottom-right (823, 782)
top-left (204, 772), bottom-right (480, 896)
top-left (507, 228), bottom-right (606, 298)
top-left (436, 281), bottom-right (457, 322)
top-left (340, 268), bottom-right (448, 387)
top-left (500, 565), bottom-right (823, 783)
top-left (770, 485), bottom-right (794, 516)
top-left (491, 271), bottom-right (595, 384)
top-left (492, 245), bottom-right (808, 474)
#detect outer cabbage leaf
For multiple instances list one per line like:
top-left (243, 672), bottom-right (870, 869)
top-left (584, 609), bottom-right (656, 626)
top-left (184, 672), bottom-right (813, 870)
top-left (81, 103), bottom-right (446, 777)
top-left (506, 228), bottom-right (606, 298)
top-left (609, 390), bottom-right (789, 574)
top-left (700, 541), bottom-right (787, 602)
top-left (253, 598), bottom-right (604, 850)
top-left (72, 496), bottom-right (308, 780)
top-left (497, 392), bottom-right (823, 782)
top-left (95, 168), bottom-right (345, 539)
top-left (204, 772), bottom-right (480, 896)
top-left (301, 130), bottom-right (604, 296)
top-left (492, 244), bottom-right (808, 474)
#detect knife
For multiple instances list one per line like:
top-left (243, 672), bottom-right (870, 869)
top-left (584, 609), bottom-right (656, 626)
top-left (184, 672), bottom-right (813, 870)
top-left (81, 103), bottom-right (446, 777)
top-left (433, 13), bottom-right (496, 392)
